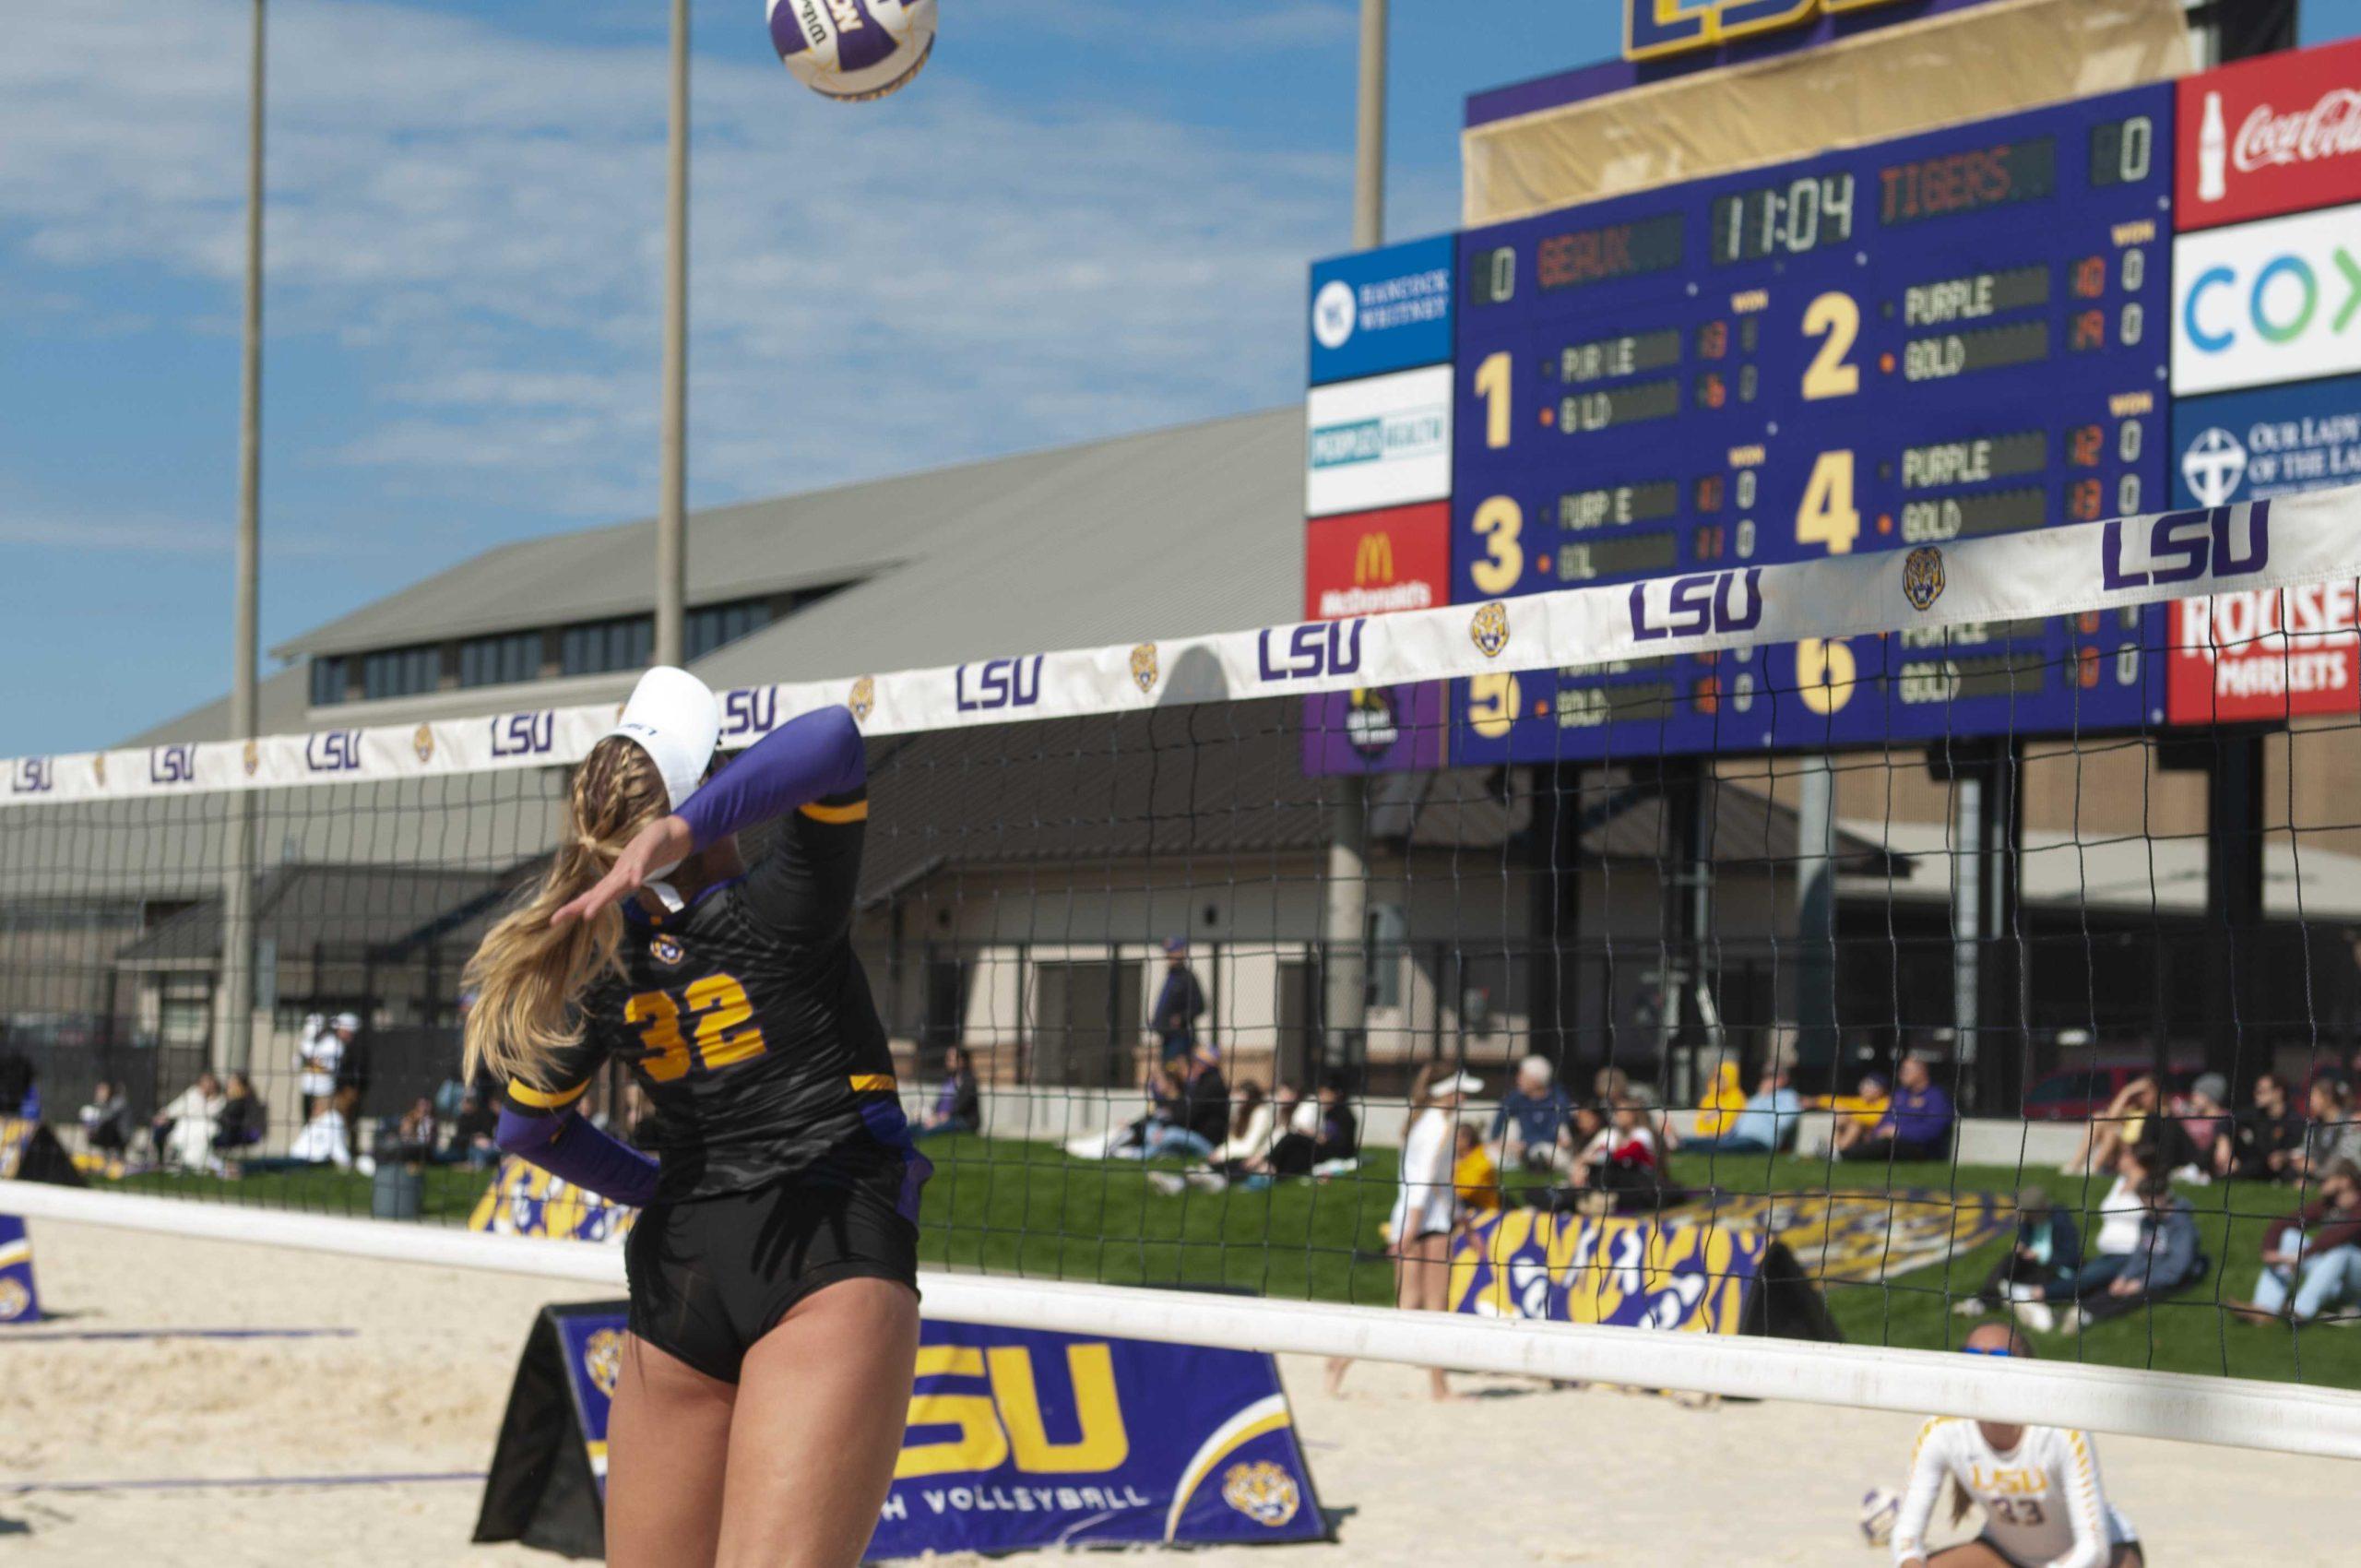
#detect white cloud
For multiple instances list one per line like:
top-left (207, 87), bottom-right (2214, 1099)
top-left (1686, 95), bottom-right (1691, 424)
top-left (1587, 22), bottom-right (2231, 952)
top-left (0, 1), bottom-right (1354, 535)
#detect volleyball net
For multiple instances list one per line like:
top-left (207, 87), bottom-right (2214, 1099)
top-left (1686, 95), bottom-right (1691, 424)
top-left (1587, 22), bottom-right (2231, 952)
top-left (6, 488), bottom-right (2361, 1457)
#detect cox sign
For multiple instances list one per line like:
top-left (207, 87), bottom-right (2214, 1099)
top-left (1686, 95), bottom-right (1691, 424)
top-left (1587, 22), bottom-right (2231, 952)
top-left (2174, 203), bottom-right (2361, 396)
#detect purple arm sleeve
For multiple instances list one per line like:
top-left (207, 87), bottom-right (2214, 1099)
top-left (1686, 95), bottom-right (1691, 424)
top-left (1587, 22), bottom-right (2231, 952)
top-left (494, 1106), bottom-right (659, 1209)
top-left (676, 706), bottom-right (865, 851)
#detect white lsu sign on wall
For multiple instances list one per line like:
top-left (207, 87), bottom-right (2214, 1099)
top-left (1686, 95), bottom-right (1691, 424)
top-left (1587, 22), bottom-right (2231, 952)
top-left (1303, 364), bottom-right (1452, 519)
top-left (2174, 201), bottom-right (2361, 396)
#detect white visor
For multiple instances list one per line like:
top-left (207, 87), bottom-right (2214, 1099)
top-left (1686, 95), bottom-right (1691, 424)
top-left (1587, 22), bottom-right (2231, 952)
top-left (603, 666), bottom-right (722, 814)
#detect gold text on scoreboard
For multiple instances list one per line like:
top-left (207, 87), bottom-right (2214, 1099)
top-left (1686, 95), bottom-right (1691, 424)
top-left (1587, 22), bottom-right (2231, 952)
top-left (1625, 0), bottom-right (1912, 63)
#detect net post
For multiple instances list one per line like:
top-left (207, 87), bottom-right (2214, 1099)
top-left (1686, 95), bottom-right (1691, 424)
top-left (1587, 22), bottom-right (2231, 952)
top-left (219, 0), bottom-right (266, 1078)
top-left (654, 0), bottom-right (689, 671)
top-left (1791, 754), bottom-right (1837, 1070)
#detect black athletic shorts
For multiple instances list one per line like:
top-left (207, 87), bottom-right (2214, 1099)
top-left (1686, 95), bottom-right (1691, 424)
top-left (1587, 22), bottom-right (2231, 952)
top-left (623, 1158), bottom-right (920, 1384)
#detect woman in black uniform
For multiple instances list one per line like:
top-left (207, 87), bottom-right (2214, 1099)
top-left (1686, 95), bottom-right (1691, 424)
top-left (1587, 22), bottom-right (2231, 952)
top-left (464, 667), bottom-right (926, 1568)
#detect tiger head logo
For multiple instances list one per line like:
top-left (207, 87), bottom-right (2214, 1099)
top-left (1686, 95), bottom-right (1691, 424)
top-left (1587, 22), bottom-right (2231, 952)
top-left (650, 933), bottom-right (686, 968)
top-left (242, 740), bottom-right (260, 778)
top-left (91, 754), bottom-right (106, 787)
top-left (1129, 643), bottom-right (1159, 695)
top-left (1220, 1460), bottom-right (1301, 1527)
top-left (1469, 601), bottom-right (1512, 659)
top-left (412, 724), bottom-right (436, 765)
top-left (0, 1277), bottom-right (30, 1321)
top-left (1903, 546), bottom-right (1947, 613)
top-left (583, 1327), bottom-right (624, 1397)
top-left (848, 677), bottom-right (876, 725)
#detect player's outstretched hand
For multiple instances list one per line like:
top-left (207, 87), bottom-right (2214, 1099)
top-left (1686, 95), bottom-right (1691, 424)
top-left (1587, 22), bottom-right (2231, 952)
top-left (552, 815), bottom-right (694, 930)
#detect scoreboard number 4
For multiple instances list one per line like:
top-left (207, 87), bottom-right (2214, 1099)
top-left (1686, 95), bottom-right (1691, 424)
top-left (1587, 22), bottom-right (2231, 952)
top-left (1797, 451), bottom-right (1860, 554)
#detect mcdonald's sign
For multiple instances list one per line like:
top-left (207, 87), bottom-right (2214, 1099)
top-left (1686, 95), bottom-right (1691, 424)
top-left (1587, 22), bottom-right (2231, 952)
top-left (1304, 503), bottom-right (1451, 623)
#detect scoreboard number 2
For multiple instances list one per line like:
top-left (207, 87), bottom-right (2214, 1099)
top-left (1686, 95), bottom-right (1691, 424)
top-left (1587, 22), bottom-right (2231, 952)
top-left (1801, 292), bottom-right (1861, 401)
top-left (1470, 495), bottom-right (1525, 593)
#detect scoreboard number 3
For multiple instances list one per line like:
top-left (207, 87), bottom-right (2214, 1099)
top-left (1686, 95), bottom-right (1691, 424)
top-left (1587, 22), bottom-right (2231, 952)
top-left (1470, 495), bottom-right (1525, 593)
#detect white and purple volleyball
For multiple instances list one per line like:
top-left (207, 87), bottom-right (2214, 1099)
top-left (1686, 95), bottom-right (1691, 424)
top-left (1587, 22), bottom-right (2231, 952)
top-left (767, 0), bottom-right (936, 103)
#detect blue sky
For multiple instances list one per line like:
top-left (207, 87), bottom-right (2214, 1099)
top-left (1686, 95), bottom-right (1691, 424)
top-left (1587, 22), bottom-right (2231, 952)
top-left (0, 0), bottom-right (1608, 754)
top-left (8, 3), bottom-right (2360, 754)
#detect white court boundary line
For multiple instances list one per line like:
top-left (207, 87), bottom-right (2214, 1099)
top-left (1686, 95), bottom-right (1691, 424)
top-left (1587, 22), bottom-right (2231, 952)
top-left (9, 1182), bottom-right (2357, 1462)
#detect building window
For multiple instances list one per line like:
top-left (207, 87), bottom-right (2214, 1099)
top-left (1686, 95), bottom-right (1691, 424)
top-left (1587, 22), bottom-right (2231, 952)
top-left (459, 631), bottom-right (542, 689)
top-left (1366, 903), bottom-right (1407, 1011)
top-left (686, 599), bottom-right (774, 661)
top-left (361, 645), bottom-right (442, 701)
top-left (560, 616), bottom-right (654, 677)
top-left (310, 656), bottom-right (349, 707)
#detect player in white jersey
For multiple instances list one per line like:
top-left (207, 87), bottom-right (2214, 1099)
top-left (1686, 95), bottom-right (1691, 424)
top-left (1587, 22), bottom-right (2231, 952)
top-left (1892, 1324), bottom-right (2142, 1568)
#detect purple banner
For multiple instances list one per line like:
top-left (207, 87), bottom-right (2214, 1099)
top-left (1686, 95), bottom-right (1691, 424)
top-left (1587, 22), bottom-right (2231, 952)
top-left (1301, 684), bottom-right (1447, 777)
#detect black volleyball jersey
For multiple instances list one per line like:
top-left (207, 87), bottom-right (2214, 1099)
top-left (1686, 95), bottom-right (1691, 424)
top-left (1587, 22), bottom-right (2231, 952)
top-left (499, 787), bottom-right (916, 1205)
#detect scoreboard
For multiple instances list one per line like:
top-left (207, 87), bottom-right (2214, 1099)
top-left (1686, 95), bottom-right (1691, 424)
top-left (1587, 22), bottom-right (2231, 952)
top-left (1309, 84), bottom-right (2180, 767)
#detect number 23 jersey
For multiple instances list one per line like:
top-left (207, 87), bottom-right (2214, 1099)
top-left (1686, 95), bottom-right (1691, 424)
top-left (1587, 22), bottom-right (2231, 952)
top-left (1892, 1417), bottom-right (2135, 1568)
top-left (500, 789), bottom-right (915, 1206)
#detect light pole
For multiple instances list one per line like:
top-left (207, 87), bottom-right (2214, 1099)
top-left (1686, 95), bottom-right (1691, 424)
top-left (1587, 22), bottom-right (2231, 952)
top-left (220, 0), bottom-right (266, 1075)
top-left (1323, 0), bottom-right (1385, 1076)
top-left (655, 0), bottom-right (691, 669)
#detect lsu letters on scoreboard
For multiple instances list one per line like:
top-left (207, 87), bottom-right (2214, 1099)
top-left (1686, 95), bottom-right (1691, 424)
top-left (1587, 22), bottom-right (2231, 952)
top-left (1624, 0), bottom-right (1919, 63)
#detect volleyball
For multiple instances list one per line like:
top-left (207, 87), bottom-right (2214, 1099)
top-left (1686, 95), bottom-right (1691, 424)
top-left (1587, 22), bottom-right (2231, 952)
top-left (766, 0), bottom-right (936, 103)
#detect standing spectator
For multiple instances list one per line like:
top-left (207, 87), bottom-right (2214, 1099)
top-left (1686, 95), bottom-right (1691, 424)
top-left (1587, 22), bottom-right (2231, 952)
top-left (2292, 1077), bottom-right (2361, 1180)
top-left (445, 1087), bottom-right (500, 1169)
top-left (148, 1071), bottom-right (223, 1170)
top-left (916, 1043), bottom-right (981, 1139)
top-left (2035, 1172), bottom-right (2204, 1330)
top-left (210, 1073), bottom-right (267, 1169)
top-left (1453, 1122), bottom-right (1501, 1222)
top-left (1489, 1055), bottom-right (1572, 1173)
top-left (1334, 1063), bottom-right (1479, 1402)
top-left (77, 1080), bottom-right (132, 1158)
top-left (2223, 1071), bottom-right (2304, 1182)
top-left (1689, 1057), bottom-right (1805, 1154)
top-left (2230, 1158), bottom-right (2361, 1325)
top-left (1835, 1052), bottom-right (1954, 1162)
top-left (294, 1012), bottom-right (339, 1122)
top-left (1952, 1184), bottom-right (2082, 1317)
top-left (1150, 938), bottom-right (1206, 1063)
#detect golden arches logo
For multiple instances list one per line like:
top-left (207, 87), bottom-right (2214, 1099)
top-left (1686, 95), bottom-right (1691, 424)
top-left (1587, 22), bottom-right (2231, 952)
top-left (1352, 531), bottom-right (1395, 587)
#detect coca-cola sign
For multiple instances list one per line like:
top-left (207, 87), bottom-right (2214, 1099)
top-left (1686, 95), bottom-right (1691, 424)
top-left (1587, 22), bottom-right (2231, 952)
top-left (2180, 38), bottom-right (2361, 232)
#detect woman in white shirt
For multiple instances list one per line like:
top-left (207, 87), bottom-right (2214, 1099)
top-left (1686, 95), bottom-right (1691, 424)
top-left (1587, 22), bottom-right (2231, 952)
top-left (1892, 1324), bottom-right (2142, 1568)
top-left (1330, 1063), bottom-right (1481, 1402)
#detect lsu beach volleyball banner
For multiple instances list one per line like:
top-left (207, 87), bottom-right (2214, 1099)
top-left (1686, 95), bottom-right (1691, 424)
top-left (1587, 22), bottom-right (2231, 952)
top-left (9, 491), bottom-right (2361, 805)
top-left (1450, 1207), bottom-right (1763, 1331)
top-left (467, 1158), bottom-right (635, 1244)
top-left (481, 1304), bottom-right (1325, 1559)
top-left (0, 1214), bottom-right (42, 1324)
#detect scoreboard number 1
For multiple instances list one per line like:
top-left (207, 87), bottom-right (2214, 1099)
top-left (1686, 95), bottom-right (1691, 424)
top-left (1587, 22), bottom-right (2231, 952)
top-left (1475, 351), bottom-right (1513, 449)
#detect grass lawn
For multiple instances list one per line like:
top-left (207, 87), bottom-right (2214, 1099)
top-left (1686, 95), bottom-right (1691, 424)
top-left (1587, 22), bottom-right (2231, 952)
top-left (96, 1137), bottom-right (2361, 1392)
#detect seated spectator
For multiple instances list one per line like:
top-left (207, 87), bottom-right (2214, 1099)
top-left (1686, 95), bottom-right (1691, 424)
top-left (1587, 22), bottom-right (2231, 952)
top-left (1823, 1071), bottom-right (1891, 1132)
top-left (1595, 1064), bottom-right (1682, 1156)
top-left (210, 1073), bottom-right (267, 1167)
top-left (1213, 1080), bottom-right (1274, 1169)
top-left (1311, 1071), bottom-right (1358, 1165)
top-left (1953, 1184), bottom-right (2082, 1317)
top-left (1250, 1073), bottom-right (1358, 1181)
top-left (2230, 1158), bottom-right (2361, 1325)
top-left (148, 1071), bottom-right (223, 1170)
top-left (2034, 1171), bottom-right (2205, 1330)
top-left (1490, 1054), bottom-right (1572, 1174)
top-left (2222, 1071), bottom-right (2304, 1182)
top-left (374, 1096), bottom-right (438, 1166)
top-left (1691, 1059), bottom-right (1748, 1141)
top-left (1569, 1094), bottom-right (1658, 1194)
top-left (2059, 1075), bottom-right (2161, 1178)
top-left (2292, 1077), bottom-right (2361, 1181)
top-left (285, 1085), bottom-right (357, 1170)
top-left (1453, 1122), bottom-right (1501, 1223)
top-left (445, 1088), bottom-right (500, 1169)
top-left (1689, 1058), bottom-right (1804, 1155)
top-left (2176, 1073), bottom-right (2232, 1170)
top-left (1833, 1052), bottom-right (1953, 1162)
top-left (916, 1043), bottom-right (982, 1140)
top-left (1098, 1059), bottom-right (1190, 1160)
top-left (77, 1080), bottom-right (132, 1157)
top-left (1165, 1041), bottom-right (1230, 1159)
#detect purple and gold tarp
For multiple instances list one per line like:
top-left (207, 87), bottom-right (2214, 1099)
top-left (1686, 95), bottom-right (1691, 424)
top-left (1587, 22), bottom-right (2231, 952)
top-left (0, 1213), bottom-right (42, 1324)
top-left (467, 1155), bottom-right (635, 1243)
top-left (1450, 1207), bottom-right (1762, 1330)
top-left (550, 1310), bottom-right (1326, 1559)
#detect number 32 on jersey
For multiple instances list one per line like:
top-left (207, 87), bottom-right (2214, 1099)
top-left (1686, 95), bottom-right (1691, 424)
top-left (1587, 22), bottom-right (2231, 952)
top-left (625, 975), bottom-right (768, 1082)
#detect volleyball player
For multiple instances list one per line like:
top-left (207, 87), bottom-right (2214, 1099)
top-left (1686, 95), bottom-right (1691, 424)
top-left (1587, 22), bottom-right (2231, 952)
top-left (1891, 1323), bottom-right (2143, 1568)
top-left (464, 668), bottom-right (927, 1568)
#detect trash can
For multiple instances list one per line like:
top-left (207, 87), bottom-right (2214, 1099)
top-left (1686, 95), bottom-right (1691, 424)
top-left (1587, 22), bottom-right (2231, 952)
top-left (373, 1161), bottom-right (424, 1220)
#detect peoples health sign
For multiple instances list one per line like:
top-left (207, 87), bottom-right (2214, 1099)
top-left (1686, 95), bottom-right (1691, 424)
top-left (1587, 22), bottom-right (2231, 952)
top-left (544, 1311), bottom-right (1326, 1558)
